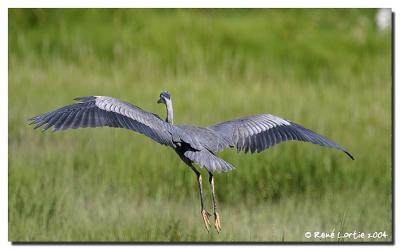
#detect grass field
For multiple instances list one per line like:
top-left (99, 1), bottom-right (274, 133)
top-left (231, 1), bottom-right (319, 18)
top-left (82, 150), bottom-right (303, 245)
top-left (8, 9), bottom-right (392, 242)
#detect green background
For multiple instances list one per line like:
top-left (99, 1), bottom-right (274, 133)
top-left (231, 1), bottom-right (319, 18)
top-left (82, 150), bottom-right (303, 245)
top-left (9, 9), bottom-right (392, 242)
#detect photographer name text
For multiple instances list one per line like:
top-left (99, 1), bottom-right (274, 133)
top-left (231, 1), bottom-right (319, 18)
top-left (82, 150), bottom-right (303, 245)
top-left (304, 230), bottom-right (389, 240)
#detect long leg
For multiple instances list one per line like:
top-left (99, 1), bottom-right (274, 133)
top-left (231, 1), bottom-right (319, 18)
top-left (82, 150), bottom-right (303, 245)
top-left (188, 163), bottom-right (211, 231)
top-left (209, 172), bottom-right (221, 233)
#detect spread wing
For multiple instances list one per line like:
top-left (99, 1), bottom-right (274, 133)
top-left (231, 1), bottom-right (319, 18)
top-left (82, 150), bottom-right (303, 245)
top-left (29, 96), bottom-right (174, 147)
top-left (207, 114), bottom-right (354, 159)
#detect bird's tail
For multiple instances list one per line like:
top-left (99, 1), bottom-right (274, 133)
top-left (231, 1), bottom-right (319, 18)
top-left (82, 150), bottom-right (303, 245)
top-left (184, 150), bottom-right (235, 173)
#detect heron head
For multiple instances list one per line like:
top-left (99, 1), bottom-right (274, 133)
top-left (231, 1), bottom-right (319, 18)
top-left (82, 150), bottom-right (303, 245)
top-left (157, 91), bottom-right (171, 104)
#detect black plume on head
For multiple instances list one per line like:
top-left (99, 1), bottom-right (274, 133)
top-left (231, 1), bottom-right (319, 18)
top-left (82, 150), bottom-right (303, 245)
top-left (160, 91), bottom-right (171, 100)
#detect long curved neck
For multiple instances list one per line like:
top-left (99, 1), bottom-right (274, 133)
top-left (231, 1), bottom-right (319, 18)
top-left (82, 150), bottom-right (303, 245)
top-left (165, 99), bottom-right (174, 124)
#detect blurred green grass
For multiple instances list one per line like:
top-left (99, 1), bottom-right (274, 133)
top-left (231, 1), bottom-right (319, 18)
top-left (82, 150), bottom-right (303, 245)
top-left (8, 9), bottom-right (391, 242)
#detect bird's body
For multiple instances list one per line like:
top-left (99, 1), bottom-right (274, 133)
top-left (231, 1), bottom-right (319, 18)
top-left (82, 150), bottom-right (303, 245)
top-left (30, 91), bottom-right (354, 233)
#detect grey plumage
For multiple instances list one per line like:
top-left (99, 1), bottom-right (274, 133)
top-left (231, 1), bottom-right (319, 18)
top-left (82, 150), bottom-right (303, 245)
top-left (30, 94), bottom-right (354, 174)
top-left (31, 96), bottom-right (174, 147)
top-left (207, 114), bottom-right (354, 159)
top-left (30, 92), bottom-right (354, 232)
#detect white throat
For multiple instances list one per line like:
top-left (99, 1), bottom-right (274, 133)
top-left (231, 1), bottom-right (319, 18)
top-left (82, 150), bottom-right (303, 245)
top-left (165, 99), bottom-right (173, 124)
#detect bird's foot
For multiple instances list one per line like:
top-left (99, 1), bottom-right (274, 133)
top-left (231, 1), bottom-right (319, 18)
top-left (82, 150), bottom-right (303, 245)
top-left (201, 209), bottom-right (211, 232)
top-left (214, 212), bottom-right (221, 233)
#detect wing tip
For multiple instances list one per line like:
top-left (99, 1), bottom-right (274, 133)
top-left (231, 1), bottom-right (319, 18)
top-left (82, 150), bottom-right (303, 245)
top-left (29, 118), bottom-right (43, 129)
top-left (344, 150), bottom-right (355, 160)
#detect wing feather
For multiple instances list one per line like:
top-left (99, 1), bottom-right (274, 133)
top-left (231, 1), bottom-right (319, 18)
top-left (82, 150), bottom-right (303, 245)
top-left (29, 96), bottom-right (174, 147)
top-left (208, 114), bottom-right (354, 159)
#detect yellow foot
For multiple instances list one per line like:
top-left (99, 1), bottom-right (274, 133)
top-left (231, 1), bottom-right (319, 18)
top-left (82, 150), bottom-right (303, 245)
top-left (201, 209), bottom-right (211, 232)
top-left (214, 212), bottom-right (221, 233)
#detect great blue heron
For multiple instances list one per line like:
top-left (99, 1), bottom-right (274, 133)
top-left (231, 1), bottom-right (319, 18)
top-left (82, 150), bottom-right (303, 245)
top-left (30, 91), bottom-right (354, 233)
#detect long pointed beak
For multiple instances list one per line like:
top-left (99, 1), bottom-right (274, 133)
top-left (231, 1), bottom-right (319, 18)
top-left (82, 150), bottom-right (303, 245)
top-left (157, 98), bottom-right (162, 104)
